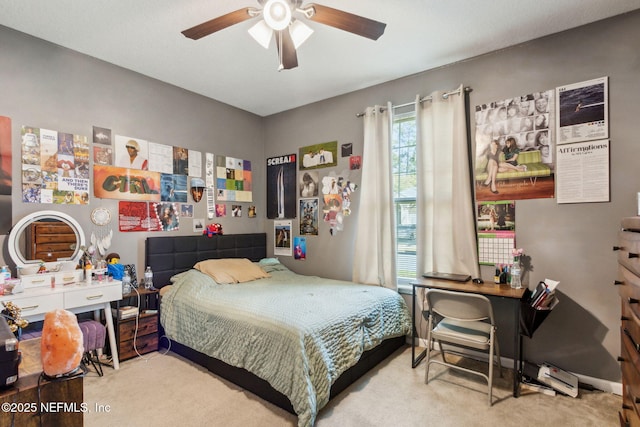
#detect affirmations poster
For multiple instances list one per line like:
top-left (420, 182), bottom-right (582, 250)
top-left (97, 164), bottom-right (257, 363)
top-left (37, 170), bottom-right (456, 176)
top-left (556, 140), bottom-right (610, 204)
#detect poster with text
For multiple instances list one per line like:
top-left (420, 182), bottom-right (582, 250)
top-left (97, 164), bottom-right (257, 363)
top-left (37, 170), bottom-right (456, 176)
top-left (556, 140), bottom-right (609, 204)
top-left (556, 76), bottom-right (608, 145)
top-left (118, 201), bottom-right (160, 232)
top-left (94, 165), bottom-right (160, 201)
top-left (266, 154), bottom-right (296, 219)
top-left (274, 220), bottom-right (292, 256)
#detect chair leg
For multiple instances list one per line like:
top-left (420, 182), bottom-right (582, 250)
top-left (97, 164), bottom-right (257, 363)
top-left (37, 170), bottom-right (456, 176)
top-left (437, 340), bottom-right (447, 363)
top-left (425, 315), bottom-right (433, 384)
top-left (92, 350), bottom-right (104, 377)
top-left (493, 327), bottom-right (502, 377)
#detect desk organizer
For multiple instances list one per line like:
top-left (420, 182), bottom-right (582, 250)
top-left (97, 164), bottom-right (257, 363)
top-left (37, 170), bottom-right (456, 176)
top-left (519, 289), bottom-right (554, 338)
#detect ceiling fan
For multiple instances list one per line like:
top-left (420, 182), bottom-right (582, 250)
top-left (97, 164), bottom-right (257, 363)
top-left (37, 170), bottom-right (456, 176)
top-left (181, 0), bottom-right (386, 71)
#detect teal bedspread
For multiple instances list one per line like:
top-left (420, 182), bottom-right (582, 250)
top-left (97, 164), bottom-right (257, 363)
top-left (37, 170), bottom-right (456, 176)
top-left (160, 267), bottom-right (411, 427)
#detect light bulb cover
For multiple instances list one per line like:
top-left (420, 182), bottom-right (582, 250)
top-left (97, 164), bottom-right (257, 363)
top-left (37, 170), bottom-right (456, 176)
top-left (289, 19), bottom-right (313, 49)
top-left (263, 0), bottom-right (291, 31)
top-left (248, 19), bottom-right (273, 49)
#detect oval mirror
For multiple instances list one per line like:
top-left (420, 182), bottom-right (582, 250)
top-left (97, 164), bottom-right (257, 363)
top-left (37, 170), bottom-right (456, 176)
top-left (8, 210), bottom-right (86, 270)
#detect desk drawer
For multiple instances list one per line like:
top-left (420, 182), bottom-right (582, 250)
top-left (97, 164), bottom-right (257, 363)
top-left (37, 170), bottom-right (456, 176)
top-left (118, 333), bottom-right (158, 361)
top-left (64, 285), bottom-right (121, 309)
top-left (119, 315), bottom-right (157, 341)
top-left (20, 274), bottom-right (53, 289)
top-left (11, 293), bottom-right (64, 318)
top-left (55, 270), bottom-right (83, 286)
top-left (618, 266), bottom-right (640, 312)
top-left (622, 337), bottom-right (640, 424)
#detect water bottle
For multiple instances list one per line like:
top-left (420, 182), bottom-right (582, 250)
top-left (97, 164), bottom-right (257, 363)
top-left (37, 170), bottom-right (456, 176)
top-left (122, 268), bottom-right (132, 295)
top-left (510, 263), bottom-right (522, 289)
top-left (0, 266), bottom-right (9, 284)
top-left (144, 266), bottom-right (153, 290)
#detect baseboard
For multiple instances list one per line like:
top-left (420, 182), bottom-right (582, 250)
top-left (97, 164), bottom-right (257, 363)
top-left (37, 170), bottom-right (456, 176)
top-left (411, 337), bottom-right (622, 395)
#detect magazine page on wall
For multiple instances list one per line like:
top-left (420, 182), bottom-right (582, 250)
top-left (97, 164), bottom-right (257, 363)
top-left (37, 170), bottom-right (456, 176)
top-left (555, 76), bottom-right (608, 145)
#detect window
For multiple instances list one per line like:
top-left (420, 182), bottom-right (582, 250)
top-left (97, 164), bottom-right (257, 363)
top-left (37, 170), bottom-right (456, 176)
top-left (391, 110), bottom-right (417, 282)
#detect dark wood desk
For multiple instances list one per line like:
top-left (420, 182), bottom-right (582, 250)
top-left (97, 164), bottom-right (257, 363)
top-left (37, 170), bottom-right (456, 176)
top-left (0, 373), bottom-right (83, 427)
top-left (411, 278), bottom-right (526, 397)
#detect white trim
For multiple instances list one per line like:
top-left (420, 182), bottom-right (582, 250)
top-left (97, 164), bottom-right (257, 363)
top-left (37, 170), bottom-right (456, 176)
top-left (410, 337), bottom-right (622, 395)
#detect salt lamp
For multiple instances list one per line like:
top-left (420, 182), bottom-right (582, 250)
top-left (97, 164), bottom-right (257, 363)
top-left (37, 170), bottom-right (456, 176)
top-left (41, 309), bottom-right (84, 377)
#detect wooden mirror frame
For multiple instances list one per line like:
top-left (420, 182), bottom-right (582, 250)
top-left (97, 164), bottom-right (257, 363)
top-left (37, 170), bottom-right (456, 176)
top-left (8, 210), bottom-right (86, 269)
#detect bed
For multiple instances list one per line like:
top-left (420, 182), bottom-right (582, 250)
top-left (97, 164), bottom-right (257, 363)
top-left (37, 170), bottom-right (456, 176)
top-left (145, 233), bottom-right (411, 427)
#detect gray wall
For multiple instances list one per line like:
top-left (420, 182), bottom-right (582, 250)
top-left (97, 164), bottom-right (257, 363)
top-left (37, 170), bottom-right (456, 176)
top-left (263, 10), bottom-right (640, 382)
top-left (2, 9), bottom-right (640, 383)
top-left (0, 25), bottom-right (266, 272)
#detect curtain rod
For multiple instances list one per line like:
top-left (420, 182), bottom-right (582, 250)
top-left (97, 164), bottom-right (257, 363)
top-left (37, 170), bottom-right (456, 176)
top-left (355, 86), bottom-right (472, 117)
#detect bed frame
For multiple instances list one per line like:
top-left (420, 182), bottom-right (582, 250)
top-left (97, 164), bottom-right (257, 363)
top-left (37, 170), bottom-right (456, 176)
top-left (145, 233), bottom-right (406, 415)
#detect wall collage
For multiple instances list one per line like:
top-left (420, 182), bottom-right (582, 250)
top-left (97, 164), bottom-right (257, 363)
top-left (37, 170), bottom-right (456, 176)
top-left (5, 121), bottom-right (258, 235)
top-left (474, 76), bottom-right (609, 265)
top-left (267, 141), bottom-right (362, 261)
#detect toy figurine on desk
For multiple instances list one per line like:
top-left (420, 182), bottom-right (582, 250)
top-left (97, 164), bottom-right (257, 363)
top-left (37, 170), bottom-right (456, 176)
top-left (105, 252), bottom-right (124, 280)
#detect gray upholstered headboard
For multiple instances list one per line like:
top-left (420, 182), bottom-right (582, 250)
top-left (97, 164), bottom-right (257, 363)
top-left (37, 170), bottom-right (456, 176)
top-left (145, 233), bottom-right (267, 288)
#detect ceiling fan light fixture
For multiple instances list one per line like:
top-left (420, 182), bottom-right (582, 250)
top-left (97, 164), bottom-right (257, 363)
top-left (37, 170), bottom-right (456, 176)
top-left (289, 19), bottom-right (313, 49)
top-left (263, 0), bottom-right (292, 31)
top-left (248, 19), bottom-right (274, 49)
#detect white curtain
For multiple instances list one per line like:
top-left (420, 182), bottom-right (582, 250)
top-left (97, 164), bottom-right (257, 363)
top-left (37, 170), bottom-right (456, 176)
top-left (352, 102), bottom-right (397, 289)
top-left (416, 85), bottom-right (480, 278)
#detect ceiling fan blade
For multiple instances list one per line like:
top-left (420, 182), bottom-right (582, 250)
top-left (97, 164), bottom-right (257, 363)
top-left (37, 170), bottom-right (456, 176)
top-left (276, 30), bottom-right (298, 70)
top-left (306, 4), bottom-right (386, 40)
top-left (182, 8), bottom-right (256, 40)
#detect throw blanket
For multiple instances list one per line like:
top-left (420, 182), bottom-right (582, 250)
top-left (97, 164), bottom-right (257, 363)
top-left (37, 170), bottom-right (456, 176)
top-left (160, 268), bottom-right (411, 427)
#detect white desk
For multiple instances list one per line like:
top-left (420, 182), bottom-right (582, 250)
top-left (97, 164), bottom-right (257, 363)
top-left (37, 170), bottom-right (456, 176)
top-left (0, 280), bottom-right (123, 369)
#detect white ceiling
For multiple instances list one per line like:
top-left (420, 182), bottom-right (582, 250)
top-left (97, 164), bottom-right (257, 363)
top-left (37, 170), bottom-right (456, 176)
top-left (1, 0), bottom-right (639, 117)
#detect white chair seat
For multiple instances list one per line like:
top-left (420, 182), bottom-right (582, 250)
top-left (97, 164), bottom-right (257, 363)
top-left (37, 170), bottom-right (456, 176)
top-left (432, 318), bottom-right (491, 349)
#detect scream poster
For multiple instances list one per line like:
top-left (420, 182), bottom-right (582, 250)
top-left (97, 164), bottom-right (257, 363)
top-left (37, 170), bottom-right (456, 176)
top-left (266, 154), bottom-right (296, 219)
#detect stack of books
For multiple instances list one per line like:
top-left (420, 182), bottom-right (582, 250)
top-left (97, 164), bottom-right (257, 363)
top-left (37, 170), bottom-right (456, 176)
top-left (529, 278), bottom-right (560, 310)
top-left (111, 305), bottom-right (139, 320)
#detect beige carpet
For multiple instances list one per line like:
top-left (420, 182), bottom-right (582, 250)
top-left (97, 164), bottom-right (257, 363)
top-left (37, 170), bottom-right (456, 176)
top-left (80, 346), bottom-right (620, 427)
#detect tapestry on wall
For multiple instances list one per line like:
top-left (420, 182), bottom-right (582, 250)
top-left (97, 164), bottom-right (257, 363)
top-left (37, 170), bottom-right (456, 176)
top-left (21, 125), bottom-right (91, 205)
top-left (216, 155), bottom-right (253, 202)
top-left (474, 90), bottom-right (555, 201)
top-left (0, 116), bottom-right (12, 234)
top-left (266, 154), bottom-right (296, 219)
